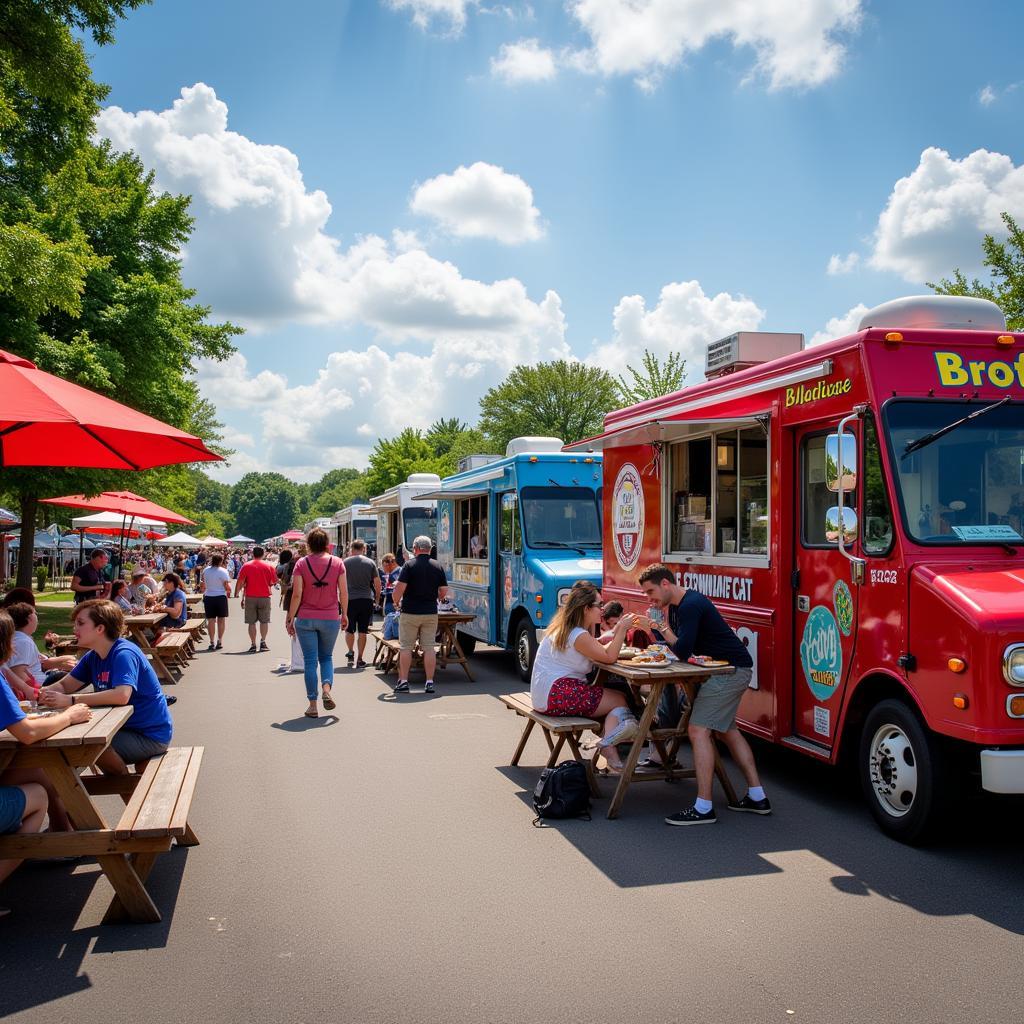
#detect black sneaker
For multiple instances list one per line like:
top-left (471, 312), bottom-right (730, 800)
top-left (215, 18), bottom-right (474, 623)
top-left (355, 659), bottom-right (367, 669)
top-left (345, 651), bottom-right (355, 662)
top-left (728, 794), bottom-right (772, 815)
top-left (165, 694), bottom-right (178, 706)
top-left (393, 680), bottom-right (410, 693)
top-left (260, 642), bottom-right (269, 652)
top-left (207, 643), bottom-right (215, 651)
top-left (424, 680), bottom-right (435, 694)
top-left (248, 644), bottom-right (257, 653)
top-left (665, 806), bottom-right (717, 826)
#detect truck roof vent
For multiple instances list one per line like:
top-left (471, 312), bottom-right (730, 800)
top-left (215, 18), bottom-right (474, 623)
top-left (857, 295), bottom-right (1006, 332)
top-left (705, 332), bottom-right (804, 378)
top-left (505, 436), bottom-right (564, 457)
top-left (406, 473), bottom-right (441, 486)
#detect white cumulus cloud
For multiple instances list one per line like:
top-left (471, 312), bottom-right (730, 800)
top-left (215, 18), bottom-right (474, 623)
top-left (808, 303), bottom-right (869, 347)
top-left (827, 251), bottom-right (860, 275)
top-left (979, 85), bottom-right (996, 106)
top-left (491, 38), bottom-right (558, 83)
top-left (869, 147), bottom-right (1024, 282)
top-left (96, 85), bottom-right (557, 337)
top-left (385, 0), bottom-right (476, 33)
top-left (410, 161), bottom-right (544, 244)
top-left (587, 279), bottom-right (765, 381)
top-left (567, 0), bottom-right (863, 91)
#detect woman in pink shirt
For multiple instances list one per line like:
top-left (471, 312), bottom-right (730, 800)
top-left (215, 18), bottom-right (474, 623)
top-left (286, 528), bottom-right (348, 718)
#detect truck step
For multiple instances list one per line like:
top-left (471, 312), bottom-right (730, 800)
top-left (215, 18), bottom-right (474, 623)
top-left (780, 735), bottom-right (832, 759)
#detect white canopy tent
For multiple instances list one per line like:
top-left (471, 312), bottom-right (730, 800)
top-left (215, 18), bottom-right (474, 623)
top-left (199, 535), bottom-right (229, 547)
top-left (71, 511), bottom-right (167, 535)
top-left (228, 534), bottom-right (255, 544)
top-left (155, 531), bottom-right (202, 547)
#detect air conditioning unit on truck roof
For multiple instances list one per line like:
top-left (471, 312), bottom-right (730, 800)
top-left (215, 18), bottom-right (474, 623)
top-left (705, 332), bottom-right (804, 378)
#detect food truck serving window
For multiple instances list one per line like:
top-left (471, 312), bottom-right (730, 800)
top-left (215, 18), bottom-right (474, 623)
top-left (455, 495), bottom-right (489, 559)
top-left (520, 487), bottom-right (601, 549)
top-left (668, 428), bottom-right (768, 557)
top-left (884, 399), bottom-right (1024, 545)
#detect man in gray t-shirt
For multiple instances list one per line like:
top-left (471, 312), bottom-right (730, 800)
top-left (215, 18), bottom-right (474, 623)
top-left (343, 539), bottom-right (382, 668)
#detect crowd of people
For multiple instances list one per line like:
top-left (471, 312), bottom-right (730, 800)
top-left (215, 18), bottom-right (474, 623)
top-left (0, 527), bottom-right (772, 918)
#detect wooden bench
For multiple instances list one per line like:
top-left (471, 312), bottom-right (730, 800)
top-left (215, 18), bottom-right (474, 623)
top-left (498, 692), bottom-right (601, 796)
top-left (169, 617), bottom-right (207, 642)
top-left (84, 746), bottom-right (204, 923)
top-left (154, 631), bottom-right (193, 671)
top-left (373, 636), bottom-right (402, 674)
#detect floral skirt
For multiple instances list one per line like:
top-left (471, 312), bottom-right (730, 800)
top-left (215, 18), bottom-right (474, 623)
top-left (542, 676), bottom-right (603, 717)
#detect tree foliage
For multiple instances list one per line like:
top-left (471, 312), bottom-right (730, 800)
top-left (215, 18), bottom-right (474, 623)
top-left (229, 473), bottom-right (298, 542)
top-left (0, 2), bottom-right (238, 585)
top-left (930, 212), bottom-right (1024, 330)
top-left (479, 360), bottom-right (620, 451)
top-left (616, 349), bottom-right (687, 406)
top-left (366, 429), bottom-right (448, 495)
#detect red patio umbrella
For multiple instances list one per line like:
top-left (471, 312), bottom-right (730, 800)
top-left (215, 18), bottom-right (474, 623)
top-left (0, 348), bottom-right (222, 470)
top-left (40, 491), bottom-right (196, 525)
top-left (280, 530), bottom-right (306, 541)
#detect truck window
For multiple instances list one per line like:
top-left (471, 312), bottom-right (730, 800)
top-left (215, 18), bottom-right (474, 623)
top-left (669, 437), bottom-right (712, 552)
top-left (520, 487), bottom-right (601, 548)
top-left (884, 399), bottom-right (1024, 544)
top-left (402, 507), bottom-right (437, 551)
top-left (500, 492), bottom-right (521, 554)
top-left (862, 416), bottom-right (894, 555)
top-left (455, 495), bottom-right (489, 559)
top-left (802, 433), bottom-right (849, 547)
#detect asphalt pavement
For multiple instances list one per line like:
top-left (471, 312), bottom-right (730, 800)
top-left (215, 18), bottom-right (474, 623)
top-left (3, 604), bottom-right (1022, 1024)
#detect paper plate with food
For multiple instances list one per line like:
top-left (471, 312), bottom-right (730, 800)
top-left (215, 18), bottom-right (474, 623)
top-left (617, 647), bottom-right (642, 660)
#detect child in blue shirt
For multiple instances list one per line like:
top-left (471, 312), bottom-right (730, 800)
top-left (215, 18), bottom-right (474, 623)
top-left (40, 599), bottom-right (172, 774)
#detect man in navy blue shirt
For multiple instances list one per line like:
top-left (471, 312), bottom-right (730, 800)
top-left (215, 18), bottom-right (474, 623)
top-left (638, 564), bottom-right (770, 825)
top-left (40, 600), bottom-right (173, 775)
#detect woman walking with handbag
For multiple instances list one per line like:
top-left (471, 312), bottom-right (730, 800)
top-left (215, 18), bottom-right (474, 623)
top-left (286, 528), bottom-right (348, 718)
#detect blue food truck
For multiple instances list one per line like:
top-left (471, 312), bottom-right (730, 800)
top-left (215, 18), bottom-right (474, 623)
top-left (413, 437), bottom-right (603, 680)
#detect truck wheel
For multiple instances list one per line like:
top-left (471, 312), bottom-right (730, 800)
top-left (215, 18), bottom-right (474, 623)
top-left (456, 631), bottom-right (476, 657)
top-left (513, 618), bottom-right (537, 683)
top-left (858, 699), bottom-right (946, 844)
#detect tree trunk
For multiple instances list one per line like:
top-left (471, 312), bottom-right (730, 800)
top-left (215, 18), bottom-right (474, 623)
top-left (16, 494), bottom-right (38, 590)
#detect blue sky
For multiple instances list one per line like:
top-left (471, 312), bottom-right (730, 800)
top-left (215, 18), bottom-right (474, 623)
top-left (86, 0), bottom-right (1024, 482)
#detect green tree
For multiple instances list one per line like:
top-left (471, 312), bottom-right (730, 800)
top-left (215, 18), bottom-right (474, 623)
top-left (930, 212), bottom-right (1024, 330)
top-left (479, 360), bottom-right (620, 452)
top-left (229, 472), bottom-right (298, 541)
top-left (365, 429), bottom-right (448, 495)
top-left (616, 349), bottom-right (687, 405)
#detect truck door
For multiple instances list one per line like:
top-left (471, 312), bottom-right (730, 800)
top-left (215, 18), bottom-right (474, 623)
top-left (792, 424), bottom-right (861, 745)
top-left (497, 491), bottom-right (521, 645)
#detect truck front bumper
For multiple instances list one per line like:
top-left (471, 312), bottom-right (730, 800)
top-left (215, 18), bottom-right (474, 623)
top-left (980, 749), bottom-right (1024, 793)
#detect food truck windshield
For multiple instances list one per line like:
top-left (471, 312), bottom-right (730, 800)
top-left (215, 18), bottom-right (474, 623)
top-left (884, 399), bottom-right (1024, 546)
top-left (402, 506), bottom-right (437, 549)
top-left (520, 486), bottom-right (601, 549)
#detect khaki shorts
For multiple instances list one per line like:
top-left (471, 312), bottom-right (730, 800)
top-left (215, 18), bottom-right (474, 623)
top-left (689, 666), bottom-right (754, 733)
top-left (243, 596), bottom-right (271, 625)
top-left (399, 612), bottom-right (438, 652)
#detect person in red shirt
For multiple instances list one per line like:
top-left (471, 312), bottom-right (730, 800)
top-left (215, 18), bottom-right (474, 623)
top-left (235, 546), bottom-right (278, 652)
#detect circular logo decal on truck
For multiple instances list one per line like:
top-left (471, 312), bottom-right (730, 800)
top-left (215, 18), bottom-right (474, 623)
top-left (832, 580), bottom-right (853, 636)
top-left (612, 463), bottom-right (644, 571)
top-left (800, 605), bottom-right (842, 702)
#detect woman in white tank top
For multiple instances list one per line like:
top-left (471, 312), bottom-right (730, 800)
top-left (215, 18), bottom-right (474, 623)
top-left (530, 586), bottom-right (640, 771)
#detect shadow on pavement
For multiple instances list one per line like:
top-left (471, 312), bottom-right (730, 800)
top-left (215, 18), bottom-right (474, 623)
top-left (1, 849), bottom-right (189, 1014)
top-left (496, 731), bottom-right (1024, 935)
top-left (270, 714), bottom-right (340, 731)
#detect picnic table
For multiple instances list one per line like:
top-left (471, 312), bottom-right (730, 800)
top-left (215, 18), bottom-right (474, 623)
top-left (123, 612), bottom-right (178, 684)
top-left (372, 611), bottom-right (477, 682)
top-left (592, 659), bottom-right (740, 819)
top-left (0, 706), bottom-right (202, 923)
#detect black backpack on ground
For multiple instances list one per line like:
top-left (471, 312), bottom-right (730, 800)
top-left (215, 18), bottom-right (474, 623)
top-left (532, 761), bottom-right (591, 825)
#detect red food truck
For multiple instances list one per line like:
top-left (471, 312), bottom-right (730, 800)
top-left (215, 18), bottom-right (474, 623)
top-left (569, 295), bottom-right (1024, 841)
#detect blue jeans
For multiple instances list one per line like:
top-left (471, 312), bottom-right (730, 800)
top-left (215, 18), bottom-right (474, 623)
top-left (294, 618), bottom-right (341, 701)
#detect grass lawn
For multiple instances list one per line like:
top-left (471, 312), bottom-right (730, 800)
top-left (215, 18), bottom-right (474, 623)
top-left (32, 604), bottom-right (76, 653)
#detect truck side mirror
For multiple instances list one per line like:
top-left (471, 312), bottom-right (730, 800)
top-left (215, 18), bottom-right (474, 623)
top-left (825, 505), bottom-right (858, 545)
top-left (825, 433), bottom-right (857, 493)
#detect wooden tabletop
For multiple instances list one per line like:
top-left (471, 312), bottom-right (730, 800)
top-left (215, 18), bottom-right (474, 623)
top-left (0, 705), bottom-right (133, 750)
top-left (125, 613), bottom-right (166, 626)
top-left (608, 659), bottom-right (736, 682)
top-left (438, 612), bottom-right (475, 624)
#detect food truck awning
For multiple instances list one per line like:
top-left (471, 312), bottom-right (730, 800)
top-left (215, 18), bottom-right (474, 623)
top-left (411, 488), bottom-right (491, 502)
top-left (564, 415), bottom-right (768, 453)
top-left (365, 499), bottom-right (400, 513)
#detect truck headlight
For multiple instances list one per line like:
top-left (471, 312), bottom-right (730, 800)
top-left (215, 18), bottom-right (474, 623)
top-left (1003, 643), bottom-right (1024, 686)
top-left (557, 588), bottom-right (571, 606)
